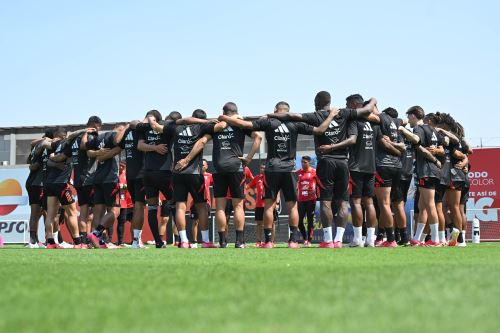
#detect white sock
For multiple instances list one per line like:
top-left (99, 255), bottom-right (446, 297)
top-left (439, 231), bottom-right (446, 243)
top-left (413, 223), bottom-right (426, 241)
top-left (53, 232), bottom-right (59, 244)
top-left (367, 227), bottom-right (376, 244)
top-left (334, 227), bottom-right (345, 242)
top-left (179, 230), bottom-right (188, 243)
top-left (461, 230), bottom-right (466, 243)
top-left (133, 229), bottom-right (141, 242)
top-left (420, 233), bottom-right (427, 242)
top-left (353, 227), bottom-right (362, 242)
top-left (430, 223), bottom-right (439, 243)
top-left (201, 230), bottom-right (210, 243)
top-left (323, 227), bottom-right (332, 242)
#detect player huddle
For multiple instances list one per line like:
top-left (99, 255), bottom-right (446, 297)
top-left (24, 91), bottom-right (471, 249)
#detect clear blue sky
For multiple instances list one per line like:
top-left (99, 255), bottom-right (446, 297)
top-left (1, 0), bottom-right (499, 146)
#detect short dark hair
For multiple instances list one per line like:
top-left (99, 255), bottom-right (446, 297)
top-left (275, 101), bottom-right (290, 110)
top-left (192, 109), bottom-right (207, 119)
top-left (383, 107), bottom-right (399, 119)
top-left (406, 106), bottom-right (425, 120)
top-left (301, 156), bottom-right (311, 161)
top-left (87, 116), bottom-right (102, 127)
top-left (223, 102), bottom-right (238, 116)
top-left (346, 94), bottom-right (364, 105)
top-left (146, 109), bottom-right (162, 122)
top-left (202, 159), bottom-right (208, 164)
top-left (54, 127), bottom-right (66, 138)
top-left (314, 91), bottom-right (331, 111)
top-left (166, 111), bottom-right (182, 121)
top-left (43, 129), bottom-right (54, 139)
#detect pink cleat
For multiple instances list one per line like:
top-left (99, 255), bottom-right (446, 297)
top-left (424, 240), bottom-right (443, 247)
top-left (319, 241), bottom-right (335, 248)
top-left (255, 242), bottom-right (262, 248)
top-left (288, 241), bottom-right (299, 248)
top-left (260, 242), bottom-right (274, 249)
top-left (410, 239), bottom-right (421, 247)
top-left (333, 241), bottom-right (343, 248)
top-left (202, 242), bottom-right (217, 248)
top-left (180, 242), bottom-right (190, 249)
top-left (73, 244), bottom-right (88, 249)
top-left (381, 241), bottom-right (398, 248)
top-left (87, 233), bottom-right (100, 248)
top-left (303, 240), bottom-right (312, 247)
top-left (374, 239), bottom-right (384, 247)
top-left (46, 243), bottom-right (63, 249)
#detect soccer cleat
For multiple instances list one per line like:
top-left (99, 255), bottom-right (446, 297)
top-left (59, 242), bottom-right (74, 249)
top-left (397, 240), bottom-right (410, 247)
top-left (349, 240), bottom-right (365, 248)
top-left (146, 240), bottom-right (156, 245)
top-left (219, 242), bottom-right (228, 248)
top-left (235, 242), bottom-right (247, 249)
top-left (26, 242), bottom-right (40, 249)
top-left (190, 243), bottom-right (199, 249)
top-left (374, 239), bottom-right (384, 247)
top-left (381, 241), bottom-right (398, 248)
top-left (156, 243), bottom-right (166, 249)
top-left (87, 233), bottom-right (100, 248)
top-left (302, 240), bottom-right (312, 247)
top-left (449, 228), bottom-right (460, 247)
top-left (255, 241), bottom-right (262, 248)
top-left (409, 239), bottom-right (421, 247)
top-left (260, 242), bottom-right (274, 249)
top-left (333, 241), bottom-right (343, 248)
top-left (180, 242), bottom-right (190, 248)
top-left (424, 240), bottom-right (443, 247)
top-left (72, 244), bottom-right (88, 249)
top-left (457, 241), bottom-right (467, 247)
top-left (288, 241), bottom-right (299, 248)
top-left (365, 241), bottom-right (375, 248)
top-left (46, 243), bottom-right (63, 249)
top-left (319, 241), bottom-right (335, 248)
top-left (202, 242), bottom-right (216, 248)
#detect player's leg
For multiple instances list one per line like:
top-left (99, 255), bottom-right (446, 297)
top-left (215, 198), bottom-right (227, 247)
top-left (419, 179), bottom-right (440, 245)
top-left (332, 160), bottom-right (350, 248)
top-left (349, 172), bottom-right (364, 247)
top-left (255, 207), bottom-right (264, 246)
top-left (45, 195), bottom-right (60, 248)
top-left (297, 201), bottom-right (307, 242)
top-left (305, 200), bottom-right (315, 244)
top-left (316, 159), bottom-right (335, 247)
top-left (445, 185), bottom-right (463, 246)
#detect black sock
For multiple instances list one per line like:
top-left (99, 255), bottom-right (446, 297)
top-left (57, 232), bottom-right (64, 244)
top-left (174, 235), bottom-right (180, 243)
top-left (147, 206), bottom-right (162, 245)
top-left (298, 223), bottom-right (307, 241)
top-left (236, 230), bottom-right (244, 244)
top-left (80, 232), bottom-right (87, 243)
top-left (376, 228), bottom-right (385, 241)
top-left (386, 227), bottom-right (395, 242)
top-left (264, 228), bottom-right (272, 243)
top-left (29, 231), bottom-right (37, 244)
top-left (218, 232), bottom-right (226, 245)
top-left (458, 232), bottom-right (464, 243)
top-left (399, 228), bottom-right (408, 243)
top-left (362, 222), bottom-right (367, 237)
top-left (394, 228), bottom-right (401, 242)
top-left (290, 226), bottom-right (299, 242)
top-left (95, 224), bottom-right (105, 233)
top-left (425, 234), bottom-right (432, 242)
top-left (73, 236), bottom-right (82, 245)
top-left (47, 238), bottom-right (56, 245)
top-left (307, 227), bottom-right (314, 242)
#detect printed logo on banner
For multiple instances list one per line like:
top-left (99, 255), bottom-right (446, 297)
top-left (0, 179), bottom-right (27, 216)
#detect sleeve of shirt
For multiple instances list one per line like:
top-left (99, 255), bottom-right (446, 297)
top-left (251, 118), bottom-right (271, 131)
top-left (348, 121), bottom-right (358, 137)
top-left (244, 129), bottom-right (254, 137)
top-left (296, 122), bottom-right (314, 135)
top-left (345, 108), bottom-right (358, 120)
top-left (413, 126), bottom-right (426, 145)
top-left (135, 123), bottom-right (151, 132)
top-left (373, 125), bottom-right (382, 141)
top-left (108, 132), bottom-right (118, 147)
top-left (200, 123), bottom-right (216, 136)
top-left (301, 112), bottom-right (321, 126)
top-left (245, 167), bottom-right (254, 180)
top-left (62, 140), bottom-right (73, 157)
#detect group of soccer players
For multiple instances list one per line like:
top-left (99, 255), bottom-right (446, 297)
top-left (24, 90), bottom-right (472, 249)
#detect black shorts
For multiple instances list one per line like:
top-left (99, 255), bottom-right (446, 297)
top-left (414, 187), bottom-right (420, 214)
top-left (93, 182), bottom-right (120, 207)
top-left (76, 185), bottom-right (94, 207)
top-left (263, 171), bottom-right (297, 202)
top-left (161, 200), bottom-right (175, 217)
top-left (349, 171), bottom-right (375, 198)
top-left (127, 178), bottom-right (145, 204)
top-left (143, 170), bottom-right (173, 201)
top-left (27, 186), bottom-right (44, 206)
top-left (460, 186), bottom-right (470, 206)
top-left (213, 172), bottom-right (246, 199)
top-left (255, 207), bottom-right (264, 221)
top-left (434, 184), bottom-right (446, 203)
top-left (41, 191), bottom-right (47, 211)
top-left (375, 167), bottom-right (401, 188)
top-left (45, 183), bottom-right (75, 206)
top-left (418, 177), bottom-right (440, 190)
top-left (190, 203), bottom-right (210, 220)
top-left (172, 173), bottom-right (205, 203)
top-left (393, 178), bottom-right (412, 203)
top-left (316, 158), bottom-right (349, 201)
top-left (450, 181), bottom-right (465, 191)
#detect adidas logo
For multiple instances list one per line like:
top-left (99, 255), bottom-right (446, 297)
top-left (180, 127), bottom-right (193, 137)
top-left (274, 124), bottom-right (290, 133)
top-left (390, 122), bottom-right (398, 130)
top-left (431, 132), bottom-right (437, 142)
top-left (125, 132), bottom-right (134, 140)
top-left (328, 120), bottom-right (339, 128)
top-left (72, 140), bottom-right (79, 149)
top-left (364, 122), bottom-right (373, 132)
top-left (224, 126), bottom-right (234, 132)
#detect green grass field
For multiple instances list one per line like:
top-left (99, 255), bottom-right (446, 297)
top-left (1, 243), bottom-right (500, 333)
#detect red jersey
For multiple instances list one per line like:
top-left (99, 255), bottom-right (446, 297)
top-left (296, 168), bottom-right (317, 202)
top-left (247, 174), bottom-right (264, 208)
top-left (119, 171), bottom-right (133, 208)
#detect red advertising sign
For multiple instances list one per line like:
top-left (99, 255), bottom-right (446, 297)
top-left (466, 148), bottom-right (500, 240)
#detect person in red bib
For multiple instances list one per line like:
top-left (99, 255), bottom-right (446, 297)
top-left (296, 156), bottom-right (317, 246)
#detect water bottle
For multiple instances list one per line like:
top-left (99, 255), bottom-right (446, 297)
top-left (472, 218), bottom-right (480, 244)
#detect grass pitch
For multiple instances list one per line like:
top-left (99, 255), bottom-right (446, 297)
top-left (1, 243), bottom-right (499, 333)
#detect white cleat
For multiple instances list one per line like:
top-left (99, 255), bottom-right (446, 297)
top-left (190, 243), bottom-right (198, 249)
top-left (59, 242), bottom-right (74, 249)
top-left (349, 240), bottom-right (365, 248)
top-left (131, 241), bottom-right (148, 249)
top-left (26, 243), bottom-right (40, 249)
top-left (365, 241), bottom-right (375, 248)
top-left (457, 241), bottom-right (467, 247)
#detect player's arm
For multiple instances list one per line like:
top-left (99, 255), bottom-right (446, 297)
top-left (96, 146), bottom-right (122, 162)
top-left (435, 128), bottom-right (459, 145)
top-left (398, 126), bottom-right (420, 145)
top-left (318, 134), bottom-right (357, 154)
top-left (416, 145), bottom-right (441, 168)
top-left (240, 132), bottom-right (262, 166)
top-left (354, 98), bottom-right (377, 118)
top-left (176, 117), bottom-right (218, 125)
top-left (428, 145), bottom-right (445, 157)
top-left (49, 151), bottom-right (68, 163)
top-left (452, 148), bottom-right (466, 160)
top-left (376, 136), bottom-right (402, 156)
top-left (312, 107), bottom-right (340, 135)
top-left (245, 177), bottom-right (257, 190)
top-left (175, 134), bottom-right (212, 171)
top-left (137, 139), bottom-right (168, 154)
top-left (148, 117), bottom-right (165, 133)
top-left (67, 128), bottom-right (95, 141)
top-left (213, 121), bottom-right (228, 132)
top-left (454, 154), bottom-right (468, 169)
top-left (113, 124), bottom-right (130, 146)
top-left (267, 112), bottom-right (304, 122)
top-left (218, 115), bottom-right (254, 130)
